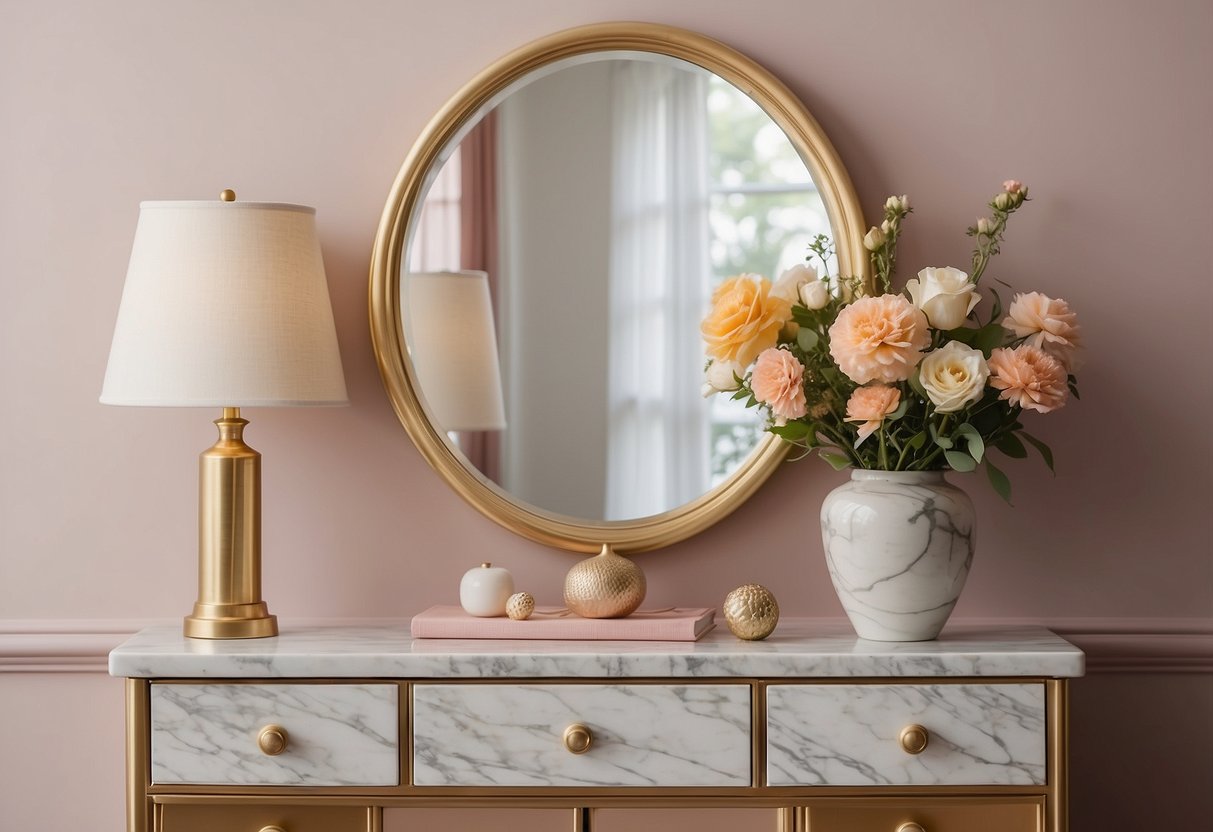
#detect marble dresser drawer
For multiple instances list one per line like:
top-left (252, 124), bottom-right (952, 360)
top-left (156, 803), bottom-right (374, 832)
top-left (412, 683), bottom-right (753, 787)
top-left (767, 683), bottom-right (1046, 786)
top-left (150, 683), bottom-right (399, 786)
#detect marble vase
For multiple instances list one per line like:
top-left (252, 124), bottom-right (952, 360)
top-left (821, 470), bottom-right (975, 642)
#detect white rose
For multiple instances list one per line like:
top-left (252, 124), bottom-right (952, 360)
top-left (799, 278), bottom-right (831, 310)
top-left (702, 359), bottom-right (745, 397)
top-left (919, 341), bottom-right (990, 413)
top-left (904, 266), bottom-right (981, 330)
top-left (772, 263), bottom-right (816, 303)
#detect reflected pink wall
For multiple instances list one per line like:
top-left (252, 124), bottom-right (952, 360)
top-left (1, 0), bottom-right (1209, 829)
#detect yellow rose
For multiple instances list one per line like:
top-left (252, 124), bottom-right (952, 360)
top-left (701, 275), bottom-right (792, 367)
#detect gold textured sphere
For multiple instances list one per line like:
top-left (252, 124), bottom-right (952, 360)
top-left (506, 592), bottom-right (535, 620)
top-left (563, 545), bottom-right (646, 618)
top-left (723, 584), bottom-right (779, 640)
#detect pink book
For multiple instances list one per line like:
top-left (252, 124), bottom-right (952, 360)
top-left (410, 606), bottom-right (716, 642)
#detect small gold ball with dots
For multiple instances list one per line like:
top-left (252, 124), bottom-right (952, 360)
top-left (506, 592), bottom-right (535, 620)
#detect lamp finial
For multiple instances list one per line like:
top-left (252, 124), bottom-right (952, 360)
top-left (220, 189), bottom-right (236, 202)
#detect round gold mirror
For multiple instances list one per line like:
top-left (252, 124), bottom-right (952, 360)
top-left (370, 22), bottom-right (867, 554)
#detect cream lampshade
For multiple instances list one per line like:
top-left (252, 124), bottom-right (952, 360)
top-left (101, 190), bottom-right (348, 639)
top-left (405, 271), bottom-right (506, 432)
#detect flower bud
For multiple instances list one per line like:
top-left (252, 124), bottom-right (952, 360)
top-left (799, 278), bottom-right (831, 310)
top-left (899, 194), bottom-right (910, 210)
top-left (1002, 179), bottom-right (1024, 194)
top-left (703, 359), bottom-right (744, 396)
top-left (885, 195), bottom-right (901, 212)
top-left (881, 219), bottom-right (893, 234)
top-left (863, 226), bottom-right (886, 251)
top-left (976, 217), bottom-right (994, 235)
top-left (993, 192), bottom-right (1011, 210)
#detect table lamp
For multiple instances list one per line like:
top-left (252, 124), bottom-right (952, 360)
top-left (405, 271), bottom-right (506, 432)
top-left (101, 190), bottom-right (348, 639)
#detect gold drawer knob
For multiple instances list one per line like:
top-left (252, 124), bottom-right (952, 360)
top-left (257, 724), bottom-right (289, 756)
top-left (896, 824), bottom-right (926, 832)
top-left (898, 723), bottom-right (929, 755)
top-left (259, 827), bottom-right (287, 832)
top-left (563, 723), bottom-right (593, 755)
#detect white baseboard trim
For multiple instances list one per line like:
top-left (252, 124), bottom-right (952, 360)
top-left (1, 617), bottom-right (1209, 674)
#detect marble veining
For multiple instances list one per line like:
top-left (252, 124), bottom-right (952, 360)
top-left (767, 683), bottom-right (1046, 786)
top-left (150, 683), bottom-right (398, 786)
top-left (821, 472), bottom-right (975, 642)
top-left (412, 683), bottom-right (751, 787)
top-left (109, 621), bottom-right (1084, 679)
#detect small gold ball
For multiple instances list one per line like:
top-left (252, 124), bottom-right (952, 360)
top-left (220, 189), bottom-right (236, 202)
top-left (723, 584), bottom-right (779, 640)
top-left (506, 592), bottom-right (535, 621)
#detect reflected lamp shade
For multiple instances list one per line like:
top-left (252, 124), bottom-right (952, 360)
top-left (406, 271), bottom-right (506, 431)
top-left (101, 200), bottom-right (348, 407)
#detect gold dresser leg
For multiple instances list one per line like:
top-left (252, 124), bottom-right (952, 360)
top-left (573, 807), bottom-right (595, 831)
top-left (1048, 679), bottom-right (1070, 832)
top-left (125, 678), bottom-right (150, 832)
top-left (778, 807), bottom-right (806, 831)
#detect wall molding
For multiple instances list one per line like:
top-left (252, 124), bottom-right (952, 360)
top-left (1, 617), bottom-right (1209, 674)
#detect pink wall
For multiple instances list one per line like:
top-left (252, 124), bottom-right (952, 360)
top-left (1, 0), bottom-right (1209, 829)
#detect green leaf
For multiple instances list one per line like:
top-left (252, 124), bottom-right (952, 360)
top-left (908, 368), bottom-right (927, 400)
top-left (770, 421), bottom-right (811, 441)
top-left (930, 422), bottom-right (953, 450)
top-left (820, 452), bottom-right (853, 471)
top-left (1068, 376), bottom-right (1081, 400)
top-left (970, 323), bottom-right (1008, 356)
top-left (944, 450), bottom-right (977, 472)
top-left (906, 431), bottom-right (928, 451)
top-left (985, 456), bottom-right (1013, 504)
top-left (987, 287), bottom-right (1004, 325)
top-left (797, 327), bottom-right (819, 351)
top-left (1021, 432), bottom-right (1056, 473)
top-left (887, 398), bottom-right (910, 422)
top-left (995, 433), bottom-right (1028, 459)
top-left (953, 423), bottom-right (985, 463)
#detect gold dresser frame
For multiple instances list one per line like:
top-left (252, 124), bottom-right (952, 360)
top-left (116, 626), bottom-right (1078, 832)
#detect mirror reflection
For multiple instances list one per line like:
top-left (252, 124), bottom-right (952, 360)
top-left (403, 53), bottom-right (833, 522)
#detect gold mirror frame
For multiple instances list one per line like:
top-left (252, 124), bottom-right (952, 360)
top-left (369, 22), bottom-right (869, 554)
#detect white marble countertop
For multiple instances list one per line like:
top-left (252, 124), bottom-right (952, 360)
top-left (109, 620), bottom-right (1083, 679)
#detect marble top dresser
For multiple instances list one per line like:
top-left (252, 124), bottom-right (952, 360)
top-left (110, 621), bottom-right (1083, 832)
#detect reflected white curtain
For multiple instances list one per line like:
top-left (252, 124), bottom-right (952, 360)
top-left (605, 63), bottom-right (710, 520)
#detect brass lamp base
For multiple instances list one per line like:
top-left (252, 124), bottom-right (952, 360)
top-left (186, 407), bottom-right (279, 640)
top-left (184, 602), bottom-right (278, 640)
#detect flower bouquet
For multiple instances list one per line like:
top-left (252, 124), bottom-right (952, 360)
top-left (701, 181), bottom-right (1080, 502)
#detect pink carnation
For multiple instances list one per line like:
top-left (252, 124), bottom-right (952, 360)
top-left (751, 348), bottom-right (807, 424)
top-left (828, 294), bottom-right (930, 384)
top-left (988, 344), bottom-right (1069, 413)
top-left (1002, 292), bottom-right (1082, 370)
top-left (845, 385), bottom-right (901, 446)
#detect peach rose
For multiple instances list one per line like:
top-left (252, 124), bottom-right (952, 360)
top-left (845, 385), bottom-right (901, 446)
top-left (751, 348), bottom-right (807, 424)
top-left (1002, 292), bottom-right (1082, 370)
top-left (702, 274), bottom-right (792, 368)
top-left (828, 294), bottom-right (930, 384)
top-left (988, 344), bottom-right (1069, 413)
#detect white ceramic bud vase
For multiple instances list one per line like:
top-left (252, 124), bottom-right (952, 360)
top-left (459, 562), bottom-right (514, 617)
top-left (820, 470), bottom-right (974, 642)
